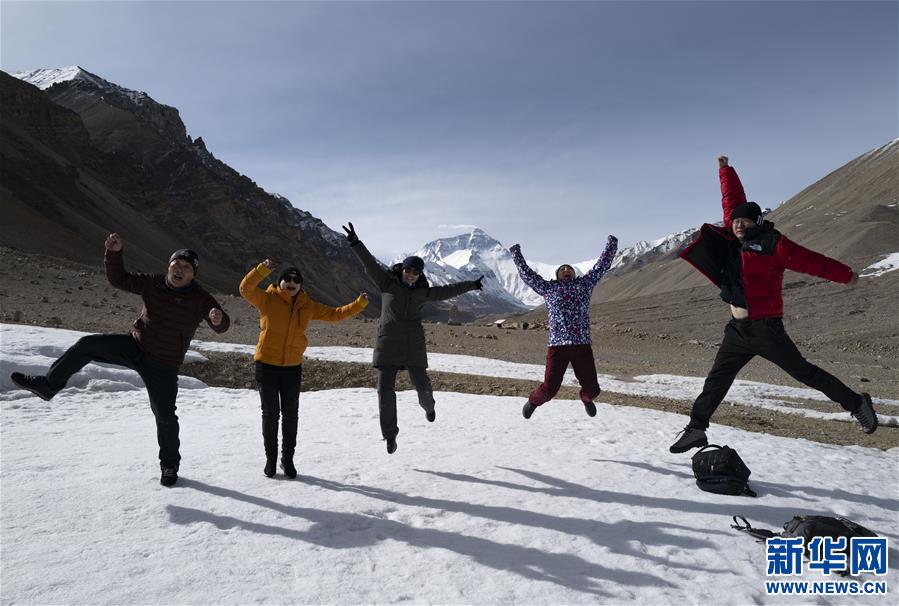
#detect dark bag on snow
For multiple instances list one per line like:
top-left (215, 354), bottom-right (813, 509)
top-left (782, 515), bottom-right (878, 556)
top-left (731, 515), bottom-right (879, 574)
top-left (691, 444), bottom-right (757, 497)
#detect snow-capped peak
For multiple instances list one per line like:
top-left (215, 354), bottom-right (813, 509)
top-left (13, 66), bottom-right (151, 106)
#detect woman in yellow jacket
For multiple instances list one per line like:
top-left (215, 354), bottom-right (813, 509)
top-left (240, 259), bottom-right (368, 479)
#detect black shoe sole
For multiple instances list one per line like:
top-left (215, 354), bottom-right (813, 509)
top-left (669, 437), bottom-right (708, 454)
top-left (426, 410), bottom-right (436, 422)
top-left (10, 375), bottom-right (57, 401)
top-left (386, 441), bottom-right (397, 454)
top-left (279, 462), bottom-right (297, 479)
top-left (857, 393), bottom-right (878, 434)
top-left (584, 402), bottom-right (597, 417)
top-left (522, 403), bottom-right (535, 419)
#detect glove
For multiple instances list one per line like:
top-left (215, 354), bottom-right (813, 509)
top-left (509, 244), bottom-right (521, 254)
top-left (342, 222), bottom-right (359, 246)
top-left (474, 275), bottom-right (484, 290)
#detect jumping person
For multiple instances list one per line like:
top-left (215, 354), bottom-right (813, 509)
top-left (9, 233), bottom-right (230, 486)
top-left (510, 236), bottom-right (618, 419)
top-left (239, 259), bottom-right (368, 478)
top-left (669, 156), bottom-right (878, 453)
top-left (341, 222), bottom-right (483, 454)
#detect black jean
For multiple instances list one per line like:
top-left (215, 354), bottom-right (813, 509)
top-left (255, 362), bottom-right (302, 459)
top-left (689, 317), bottom-right (860, 430)
top-left (46, 334), bottom-right (181, 467)
top-left (376, 365), bottom-right (435, 440)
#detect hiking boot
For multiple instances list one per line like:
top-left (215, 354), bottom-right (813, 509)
top-left (425, 409), bottom-right (436, 423)
top-left (669, 426), bottom-right (708, 454)
top-left (280, 456), bottom-right (297, 479)
top-left (10, 372), bottom-right (59, 401)
top-left (852, 393), bottom-right (878, 434)
top-left (583, 401), bottom-right (597, 417)
top-left (263, 457), bottom-right (277, 478)
top-left (386, 437), bottom-right (398, 454)
top-left (522, 402), bottom-right (536, 419)
top-left (160, 465), bottom-right (179, 487)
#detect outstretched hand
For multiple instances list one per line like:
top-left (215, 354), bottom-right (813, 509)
top-left (342, 222), bottom-right (359, 245)
top-left (474, 275), bottom-right (484, 290)
top-left (105, 233), bottom-right (123, 252)
top-left (718, 155), bottom-right (729, 168)
top-left (509, 243), bottom-right (521, 254)
top-left (261, 259), bottom-right (274, 269)
top-left (607, 235), bottom-right (618, 246)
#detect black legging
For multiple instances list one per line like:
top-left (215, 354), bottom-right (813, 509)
top-left (255, 362), bottom-right (302, 459)
top-left (376, 365), bottom-right (435, 440)
top-left (689, 317), bottom-right (860, 430)
top-left (46, 333), bottom-right (180, 467)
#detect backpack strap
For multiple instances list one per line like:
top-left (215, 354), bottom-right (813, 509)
top-left (731, 515), bottom-right (777, 541)
top-left (695, 444), bottom-right (723, 455)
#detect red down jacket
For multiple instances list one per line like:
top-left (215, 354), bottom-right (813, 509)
top-left (680, 166), bottom-right (853, 320)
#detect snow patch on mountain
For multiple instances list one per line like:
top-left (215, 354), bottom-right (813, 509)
top-left (13, 66), bottom-right (152, 107)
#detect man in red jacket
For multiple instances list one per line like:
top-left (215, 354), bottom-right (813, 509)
top-left (669, 156), bottom-right (878, 453)
top-left (10, 233), bottom-right (230, 486)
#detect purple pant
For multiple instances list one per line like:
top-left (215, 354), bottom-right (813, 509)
top-left (528, 344), bottom-right (601, 406)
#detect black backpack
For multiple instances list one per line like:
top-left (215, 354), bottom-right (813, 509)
top-left (691, 444), bottom-right (757, 497)
top-left (732, 514), bottom-right (879, 574)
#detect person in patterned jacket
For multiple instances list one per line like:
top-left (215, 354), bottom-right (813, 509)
top-left (668, 156), bottom-right (878, 454)
top-left (511, 235), bottom-right (618, 419)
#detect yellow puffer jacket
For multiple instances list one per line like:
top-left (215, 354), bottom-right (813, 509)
top-left (239, 264), bottom-right (368, 366)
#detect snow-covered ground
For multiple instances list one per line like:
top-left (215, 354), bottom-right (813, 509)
top-left (2, 324), bottom-right (897, 605)
top-left (861, 252), bottom-right (899, 278)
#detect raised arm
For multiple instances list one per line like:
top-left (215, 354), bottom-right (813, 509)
top-left (718, 156), bottom-right (747, 230)
top-left (425, 277), bottom-right (482, 302)
top-left (307, 293), bottom-right (369, 322)
top-left (583, 235), bottom-right (619, 287)
top-left (104, 233), bottom-right (153, 294)
top-left (775, 236), bottom-right (854, 284)
top-left (239, 261), bottom-right (272, 311)
top-left (510, 244), bottom-right (550, 295)
top-left (343, 222), bottom-right (393, 291)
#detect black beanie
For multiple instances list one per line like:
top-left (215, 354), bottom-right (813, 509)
top-left (278, 267), bottom-right (303, 284)
top-left (730, 202), bottom-right (763, 224)
top-left (401, 256), bottom-right (425, 272)
top-left (169, 249), bottom-right (199, 274)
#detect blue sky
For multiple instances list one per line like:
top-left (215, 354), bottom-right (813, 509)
top-left (2, 1), bottom-right (896, 262)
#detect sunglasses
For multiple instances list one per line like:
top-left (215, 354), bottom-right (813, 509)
top-left (281, 275), bottom-right (302, 284)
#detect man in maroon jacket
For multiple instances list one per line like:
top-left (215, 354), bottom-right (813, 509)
top-left (669, 156), bottom-right (878, 454)
top-left (10, 233), bottom-right (230, 486)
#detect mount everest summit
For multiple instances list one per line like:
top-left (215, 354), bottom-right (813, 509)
top-left (397, 227), bottom-right (698, 313)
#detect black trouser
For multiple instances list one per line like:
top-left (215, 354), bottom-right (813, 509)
top-left (255, 362), bottom-right (302, 460)
top-left (45, 334), bottom-right (181, 467)
top-left (376, 365), bottom-right (435, 440)
top-left (689, 317), bottom-right (860, 430)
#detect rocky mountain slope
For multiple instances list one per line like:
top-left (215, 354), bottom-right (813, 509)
top-left (2, 67), bottom-right (376, 311)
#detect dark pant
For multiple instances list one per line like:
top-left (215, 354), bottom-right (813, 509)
top-left (46, 333), bottom-right (181, 467)
top-left (255, 362), bottom-right (302, 459)
top-left (689, 317), bottom-right (861, 430)
top-left (529, 344), bottom-right (601, 406)
top-left (376, 365), bottom-right (435, 440)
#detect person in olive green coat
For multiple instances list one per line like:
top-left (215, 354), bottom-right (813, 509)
top-left (342, 222), bottom-right (483, 454)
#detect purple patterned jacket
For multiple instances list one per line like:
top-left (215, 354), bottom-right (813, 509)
top-left (511, 235), bottom-right (618, 346)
